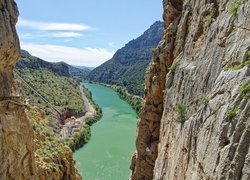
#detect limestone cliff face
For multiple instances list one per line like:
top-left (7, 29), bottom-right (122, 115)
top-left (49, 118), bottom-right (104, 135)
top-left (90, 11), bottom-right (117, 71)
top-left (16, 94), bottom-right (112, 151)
top-left (0, 1), bottom-right (81, 179)
top-left (131, 0), bottom-right (250, 179)
top-left (0, 0), bottom-right (37, 179)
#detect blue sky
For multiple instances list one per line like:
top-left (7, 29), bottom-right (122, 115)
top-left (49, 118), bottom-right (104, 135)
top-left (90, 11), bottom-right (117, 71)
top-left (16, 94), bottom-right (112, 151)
top-left (16, 0), bottom-right (163, 67)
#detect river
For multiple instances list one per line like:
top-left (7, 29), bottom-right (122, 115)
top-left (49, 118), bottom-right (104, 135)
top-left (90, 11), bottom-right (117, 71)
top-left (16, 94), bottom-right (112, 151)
top-left (74, 83), bottom-right (137, 180)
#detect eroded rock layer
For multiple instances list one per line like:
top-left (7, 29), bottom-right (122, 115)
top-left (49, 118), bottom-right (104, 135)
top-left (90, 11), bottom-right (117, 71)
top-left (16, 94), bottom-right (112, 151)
top-left (131, 0), bottom-right (250, 179)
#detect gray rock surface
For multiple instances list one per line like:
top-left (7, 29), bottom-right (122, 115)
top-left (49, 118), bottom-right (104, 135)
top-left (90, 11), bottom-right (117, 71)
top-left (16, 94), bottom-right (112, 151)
top-left (131, 0), bottom-right (250, 179)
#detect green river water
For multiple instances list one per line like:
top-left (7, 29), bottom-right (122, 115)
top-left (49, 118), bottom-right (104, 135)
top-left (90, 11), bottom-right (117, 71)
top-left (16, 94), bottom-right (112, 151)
top-left (74, 83), bottom-right (137, 180)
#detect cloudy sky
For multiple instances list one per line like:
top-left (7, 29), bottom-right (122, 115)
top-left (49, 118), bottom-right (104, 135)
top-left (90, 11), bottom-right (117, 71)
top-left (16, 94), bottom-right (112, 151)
top-left (15, 0), bottom-right (163, 67)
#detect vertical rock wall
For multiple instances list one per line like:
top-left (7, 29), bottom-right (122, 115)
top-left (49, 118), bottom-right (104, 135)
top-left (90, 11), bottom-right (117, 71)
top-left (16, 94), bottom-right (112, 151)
top-left (0, 0), bottom-right (37, 179)
top-left (0, 1), bottom-right (81, 179)
top-left (131, 0), bottom-right (250, 179)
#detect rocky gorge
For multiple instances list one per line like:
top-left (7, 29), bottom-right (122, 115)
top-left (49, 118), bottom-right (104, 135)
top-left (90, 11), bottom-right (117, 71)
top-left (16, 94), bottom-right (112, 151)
top-left (130, 0), bottom-right (250, 179)
top-left (1, 0), bottom-right (250, 179)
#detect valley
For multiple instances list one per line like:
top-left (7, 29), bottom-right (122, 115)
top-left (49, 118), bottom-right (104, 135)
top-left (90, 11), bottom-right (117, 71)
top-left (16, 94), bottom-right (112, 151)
top-left (74, 83), bottom-right (137, 179)
top-left (0, 0), bottom-right (249, 180)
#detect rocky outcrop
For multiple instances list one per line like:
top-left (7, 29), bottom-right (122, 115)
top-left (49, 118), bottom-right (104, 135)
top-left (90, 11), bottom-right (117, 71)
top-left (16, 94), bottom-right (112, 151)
top-left (0, 0), bottom-right (37, 179)
top-left (26, 107), bottom-right (81, 180)
top-left (131, 0), bottom-right (250, 179)
top-left (0, 1), bottom-right (81, 179)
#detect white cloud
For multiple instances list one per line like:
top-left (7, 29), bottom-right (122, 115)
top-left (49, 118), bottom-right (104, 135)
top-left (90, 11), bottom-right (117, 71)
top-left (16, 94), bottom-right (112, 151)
top-left (50, 32), bottom-right (83, 38)
top-left (18, 18), bottom-right (93, 31)
top-left (108, 42), bottom-right (114, 47)
top-left (20, 32), bottom-right (83, 39)
top-left (20, 43), bottom-right (114, 67)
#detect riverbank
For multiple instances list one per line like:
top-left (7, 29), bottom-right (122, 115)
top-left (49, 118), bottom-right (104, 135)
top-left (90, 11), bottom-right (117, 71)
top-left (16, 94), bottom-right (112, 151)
top-left (110, 85), bottom-right (142, 115)
top-left (63, 84), bottom-right (102, 152)
top-left (73, 83), bottom-right (137, 179)
top-left (87, 81), bottom-right (142, 115)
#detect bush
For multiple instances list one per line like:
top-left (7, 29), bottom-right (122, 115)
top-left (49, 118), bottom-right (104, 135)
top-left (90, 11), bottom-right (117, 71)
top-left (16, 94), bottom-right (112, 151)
top-left (176, 104), bottom-right (187, 123)
top-left (227, 106), bottom-right (239, 120)
top-left (169, 62), bottom-right (178, 75)
top-left (240, 83), bottom-right (250, 98)
top-left (228, 0), bottom-right (243, 16)
top-left (204, 15), bottom-right (214, 27)
top-left (67, 125), bottom-right (91, 152)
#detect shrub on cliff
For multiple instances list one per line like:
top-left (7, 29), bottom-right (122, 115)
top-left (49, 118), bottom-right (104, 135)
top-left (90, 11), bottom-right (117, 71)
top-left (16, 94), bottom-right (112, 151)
top-left (176, 104), bottom-right (187, 123)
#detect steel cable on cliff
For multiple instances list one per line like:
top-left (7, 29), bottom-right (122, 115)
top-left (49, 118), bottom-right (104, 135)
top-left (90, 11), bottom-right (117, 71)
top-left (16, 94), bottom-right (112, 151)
top-left (13, 69), bottom-right (62, 117)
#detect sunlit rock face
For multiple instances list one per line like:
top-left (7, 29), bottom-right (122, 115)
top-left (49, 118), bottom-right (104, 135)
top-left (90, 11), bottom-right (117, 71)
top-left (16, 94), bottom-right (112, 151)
top-left (131, 0), bottom-right (250, 179)
top-left (0, 0), bottom-right (37, 179)
top-left (0, 1), bottom-right (81, 179)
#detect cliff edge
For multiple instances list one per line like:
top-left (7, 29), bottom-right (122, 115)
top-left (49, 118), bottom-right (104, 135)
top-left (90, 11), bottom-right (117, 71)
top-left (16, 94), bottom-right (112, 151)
top-left (0, 1), bottom-right (81, 179)
top-left (131, 0), bottom-right (250, 179)
top-left (0, 0), bottom-right (36, 179)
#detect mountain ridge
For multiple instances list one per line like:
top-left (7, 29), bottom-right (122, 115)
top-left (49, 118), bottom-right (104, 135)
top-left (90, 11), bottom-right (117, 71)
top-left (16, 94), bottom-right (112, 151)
top-left (16, 50), bottom-right (91, 77)
top-left (87, 21), bottom-right (164, 96)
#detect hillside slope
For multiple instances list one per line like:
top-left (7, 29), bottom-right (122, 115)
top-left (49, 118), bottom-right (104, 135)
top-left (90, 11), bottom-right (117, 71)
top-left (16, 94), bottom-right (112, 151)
top-left (16, 50), bottom-right (90, 78)
top-left (15, 68), bottom-right (85, 120)
top-left (131, 0), bottom-right (250, 179)
top-left (87, 21), bottom-right (163, 96)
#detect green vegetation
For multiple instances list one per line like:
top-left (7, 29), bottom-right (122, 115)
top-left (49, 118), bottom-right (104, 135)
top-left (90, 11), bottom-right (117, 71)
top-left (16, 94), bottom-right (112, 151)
top-left (36, 137), bottom-right (66, 158)
top-left (176, 104), bottom-right (187, 123)
top-left (199, 95), bottom-right (209, 105)
top-left (26, 106), bottom-right (68, 170)
top-left (112, 86), bottom-right (142, 115)
top-left (87, 21), bottom-right (163, 96)
top-left (247, 126), bottom-right (250, 132)
top-left (66, 124), bottom-right (91, 151)
top-left (85, 106), bottom-right (102, 125)
top-left (228, 0), bottom-right (243, 16)
top-left (227, 106), bottom-right (239, 120)
top-left (66, 85), bottom-right (103, 152)
top-left (224, 60), bottom-right (250, 70)
top-left (82, 85), bottom-right (103, 125)
top-left (240, 83), bottom-right (250, 98)
top-left (224, 50), bottom-right (250, 70)
top-left (16, 68), bottom-right (85, 117)
top-left (169, 62), bottom-right (178, 75)
top-left (204, 15), bottom-right (214, 27)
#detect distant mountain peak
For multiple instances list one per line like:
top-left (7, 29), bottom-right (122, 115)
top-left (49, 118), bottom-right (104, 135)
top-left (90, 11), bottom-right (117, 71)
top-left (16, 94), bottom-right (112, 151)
top-left (87, 21), bottom-right (164, 96)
